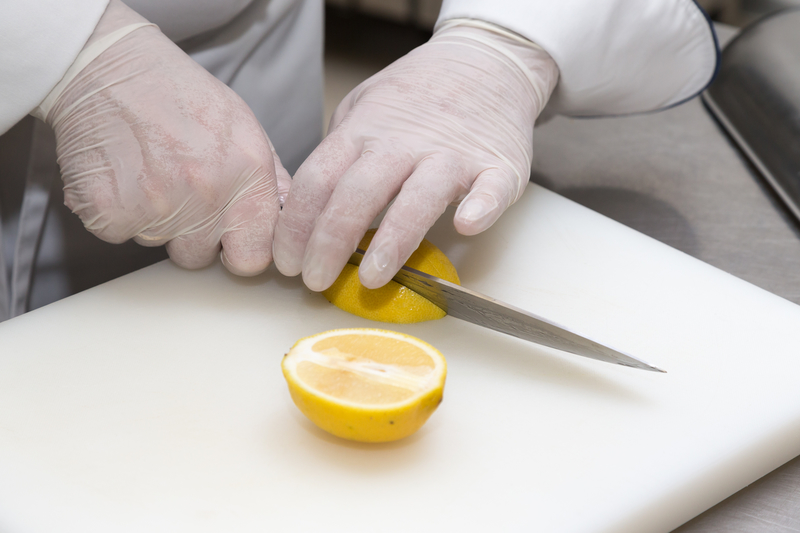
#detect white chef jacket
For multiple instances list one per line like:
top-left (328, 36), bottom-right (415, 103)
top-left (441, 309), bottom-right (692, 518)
top-left (0, 0), bottom-right (718, 319)
top-left (1, 0), bottom-right (325, 172)
top-left (0, 0), bottom-right (718, 133)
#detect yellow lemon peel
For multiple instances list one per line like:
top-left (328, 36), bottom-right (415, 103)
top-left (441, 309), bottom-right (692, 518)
top-left (283, 328), bottom-right (447, 442)
top-left (323, 230), bottom-right (460, 323)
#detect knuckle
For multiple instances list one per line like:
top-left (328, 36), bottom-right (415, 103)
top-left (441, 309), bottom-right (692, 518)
top-left (63, 184), bottom-right (134, 244)
top-left (167, 246), bottom-right (216, 270)
top-left (224, 253), bottom-right (269, 277)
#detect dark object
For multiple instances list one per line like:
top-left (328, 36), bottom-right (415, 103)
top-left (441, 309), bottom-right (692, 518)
top-left (703, 9), bottom-right (800, 223)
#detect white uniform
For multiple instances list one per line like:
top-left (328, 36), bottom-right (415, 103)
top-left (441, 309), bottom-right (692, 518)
top-left (0, 0), bottom-right (717, 320)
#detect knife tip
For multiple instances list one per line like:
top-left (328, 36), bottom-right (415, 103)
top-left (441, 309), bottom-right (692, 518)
top-left (642, 363), bottom-right (667, 373)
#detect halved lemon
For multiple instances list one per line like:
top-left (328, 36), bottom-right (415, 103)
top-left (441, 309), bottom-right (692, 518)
top-left (282, 328), bottom-right (447, 442)
top-left (322, 230), bottom-right (460, 324)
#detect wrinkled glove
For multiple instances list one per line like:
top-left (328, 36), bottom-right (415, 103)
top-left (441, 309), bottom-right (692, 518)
top-left (34, 0), bottom-right (290, 276)
top-left (273, 20), bottom-right (558, 291)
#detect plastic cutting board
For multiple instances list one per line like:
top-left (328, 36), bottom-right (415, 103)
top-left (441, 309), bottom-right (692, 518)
top-left (1, 184), bottom-right (799, 532)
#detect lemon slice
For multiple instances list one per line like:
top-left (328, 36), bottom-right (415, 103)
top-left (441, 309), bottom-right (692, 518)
top-left (282, 328), bottom-right (447, 442)
top-left (322, 230), bottom-right (460, 324)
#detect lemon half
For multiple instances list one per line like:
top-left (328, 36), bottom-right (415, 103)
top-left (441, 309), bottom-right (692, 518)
top-left (322, 230), bottom-right (460, 323)
top-left (282, 328), bottom-right (447, 442)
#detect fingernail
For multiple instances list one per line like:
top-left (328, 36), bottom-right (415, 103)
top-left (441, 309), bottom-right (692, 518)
top-left (456, 196), bottom-right (500, 234)
top-left (456, 197), bottom-right (492, 223)
top-left (303, 255), bottom-right (334, 292)
top-left (359, 245), bottom-right (396, 289)
top-left (272, 238), bottom-right (302, 277)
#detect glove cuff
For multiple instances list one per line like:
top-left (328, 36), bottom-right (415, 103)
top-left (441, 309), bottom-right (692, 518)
top-left (436, 18), bottom-right (543, 50)
top-left (430, 18), bottom-right (558, 115)
top-left (31, 22), bottom-right (157, 124)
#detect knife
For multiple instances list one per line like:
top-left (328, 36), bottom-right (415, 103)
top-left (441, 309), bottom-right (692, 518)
top-left (349, 249), bottom-right (665, 373)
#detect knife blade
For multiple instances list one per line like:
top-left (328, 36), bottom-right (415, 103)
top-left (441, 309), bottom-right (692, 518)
top-left (349, 249), bottom-right (664, 373)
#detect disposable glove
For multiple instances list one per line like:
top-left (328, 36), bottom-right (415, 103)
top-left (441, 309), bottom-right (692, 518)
top-left (34, 0), bottom-right (290, 276)
top-left (273, 20), bottom-right (559, 291)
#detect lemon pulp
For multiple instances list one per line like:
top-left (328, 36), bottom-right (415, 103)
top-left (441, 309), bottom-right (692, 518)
top-left (322, 230), bottom-right (460, 323)
top-left (282, 328), bottom-right (446, 442)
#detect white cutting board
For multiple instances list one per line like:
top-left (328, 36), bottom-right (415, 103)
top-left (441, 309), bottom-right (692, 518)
top-left (1, 184), bottom-right (799, 533)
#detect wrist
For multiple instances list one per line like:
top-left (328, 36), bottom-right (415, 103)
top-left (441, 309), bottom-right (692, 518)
top-left (432, 20), bottom-right (560, 112)
top-left (31, 1), bottom-right (157, 125)
top-left (85, 0), bottom-right (149, 46)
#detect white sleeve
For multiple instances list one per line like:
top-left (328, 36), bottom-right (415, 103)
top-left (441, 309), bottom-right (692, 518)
top-left (436, 0), bottom-right (719, 117)
top-left (0, 0), bottom-right (109, 135)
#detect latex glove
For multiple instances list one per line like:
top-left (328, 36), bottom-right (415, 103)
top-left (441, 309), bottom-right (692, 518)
top-left (273, 20), bottom-right (559, 291)
top-left (35, 0), bottom-right (290, 275)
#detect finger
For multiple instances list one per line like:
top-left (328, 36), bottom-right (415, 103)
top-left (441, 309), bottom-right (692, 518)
top-left (266, 136), bottom-right (292, 208)
top-left (275, 157), bottom-right (291, 209)
top-left (272, 131), bottom-right (360, 277)
top-left (62, 163), bottom-right (145, 245)
top-left (302, 148), bottom-right (414, 292)
top-left (166, 230), bottom-right (221, 270)
top-left (133, 233), bottom-right (171, 247)
top-left (453, 167), bottom-right (522, 236)
top-left (358, 157), bottom-right (470, 289)
top-left (219, 172), bottom-right (281, 276)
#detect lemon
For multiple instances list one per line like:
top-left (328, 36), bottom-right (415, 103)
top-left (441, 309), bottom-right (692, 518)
top-left (282, 328), bottom-right (447, 442)
top-left (322, 230), bottom-right (460, 323)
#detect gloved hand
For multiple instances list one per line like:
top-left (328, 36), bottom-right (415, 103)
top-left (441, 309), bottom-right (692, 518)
top-left (272, 20), bottom-right (559, 291)
top-left (35, 0), bottom-right (290, 276)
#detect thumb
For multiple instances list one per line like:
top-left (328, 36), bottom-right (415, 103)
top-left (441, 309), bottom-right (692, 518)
top-left (453, 167), bottom-right (524, 236)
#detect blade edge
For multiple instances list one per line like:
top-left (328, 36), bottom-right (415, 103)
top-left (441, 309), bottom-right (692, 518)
top-left (349, 249), bottom-right (665, 373)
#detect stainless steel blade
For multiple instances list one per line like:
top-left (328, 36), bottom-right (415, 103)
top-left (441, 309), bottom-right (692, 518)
top-left (349, 249), bottom-right (664, 373)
